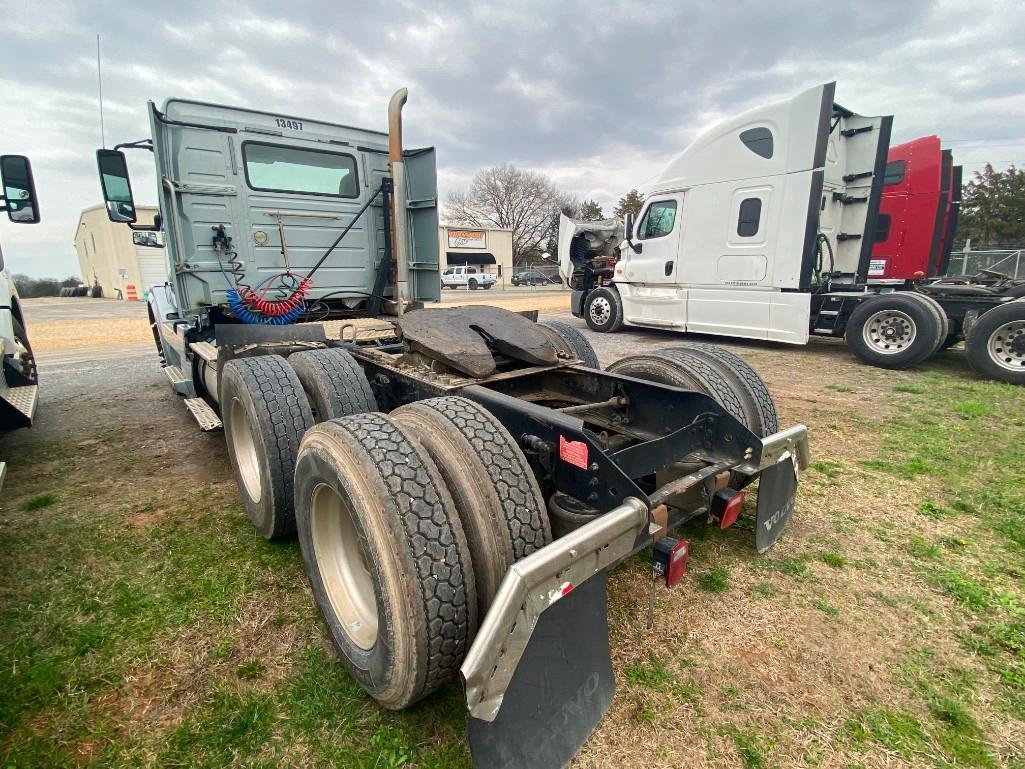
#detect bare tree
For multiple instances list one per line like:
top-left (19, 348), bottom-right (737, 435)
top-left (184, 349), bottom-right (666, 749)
top-left (446, 165), bottom-right (575, 261)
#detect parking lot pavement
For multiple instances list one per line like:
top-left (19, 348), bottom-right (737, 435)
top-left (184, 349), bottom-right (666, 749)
top-left (20, 297), bottom-right (148, 323)
top-left (438, 284), bottom-right (566, 302)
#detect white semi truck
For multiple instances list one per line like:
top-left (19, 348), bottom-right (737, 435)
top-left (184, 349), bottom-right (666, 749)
top-left (96, 89), bottom-right (810, 768)
top-left (0, 155), bottom-right (40, 437)
top-left (561, 82), bottom-right (1025, 384)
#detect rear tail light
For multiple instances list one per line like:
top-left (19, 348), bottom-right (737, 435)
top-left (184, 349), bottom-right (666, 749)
top-left (713, 488), bottom-right (746, 529)
top-left (652, 537), bottom-right (689, 588)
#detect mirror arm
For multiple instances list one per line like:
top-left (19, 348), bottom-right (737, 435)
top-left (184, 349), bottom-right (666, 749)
top-left (114, 139), bottom-right (154, 153)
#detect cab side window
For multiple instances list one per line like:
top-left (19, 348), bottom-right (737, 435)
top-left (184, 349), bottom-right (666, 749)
top-left (638, 200), bottom-right (678, 239)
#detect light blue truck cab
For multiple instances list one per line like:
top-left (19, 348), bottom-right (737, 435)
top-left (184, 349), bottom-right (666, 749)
top-left (97, 91), bottom-right (438, 402)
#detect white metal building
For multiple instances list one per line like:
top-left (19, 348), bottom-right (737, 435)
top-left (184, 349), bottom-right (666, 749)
top-left (73, 205), bottom-right (167, 300)
top-left (438, 225), bottom-right (514, 281)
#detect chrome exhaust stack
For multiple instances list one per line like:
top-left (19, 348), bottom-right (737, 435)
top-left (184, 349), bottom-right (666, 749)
top-left (388, 88), bottom-right (409, 315)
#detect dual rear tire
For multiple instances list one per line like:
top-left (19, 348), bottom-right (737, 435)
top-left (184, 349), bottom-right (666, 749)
top-left (845, 292), bottom-right (948, 369)
top-left (294, 397), bottom-right (551, 709)
top-left (608, 344), bottom-right (778, 438)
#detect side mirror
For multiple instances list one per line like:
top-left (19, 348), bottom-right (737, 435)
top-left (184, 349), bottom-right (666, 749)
top-left (624, 212), bottom-right (642, 253)
top-left (96, 149), bottom-right (137, 223)
top-left (0, 155), bottom-right (40, 224)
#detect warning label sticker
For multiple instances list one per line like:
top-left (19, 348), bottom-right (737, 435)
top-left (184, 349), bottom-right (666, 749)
top-left (559, 435), bottom-right (589, 469)
top-left (868, 259), bottom-right (887, 276)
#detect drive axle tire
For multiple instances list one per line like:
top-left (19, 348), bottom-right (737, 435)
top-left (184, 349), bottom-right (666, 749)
top-left (584, 286), bottom-right (624, 333)
top-left (845, 294), bottom-right (941, 369)
top-left (220, 355), bottom-right (314, 539)
top-left (289, 348), bottom-right (377, 422)
top-left (468, 278), bottom-right (478, 290)
top-left (608, 349), bottom-right (753, 431)
top-left (905, 292), bottom-right (949, 354)
top-left (538, 320), bottom-right (600, 369)
top-left (965, 300), bottom-right (1025, 384)
top-left (669, 343), bottom-right (779, 436)
top-left (392, 396), bottom-right (551, 616)
top-left (294, 413), bottom-right (476, 709)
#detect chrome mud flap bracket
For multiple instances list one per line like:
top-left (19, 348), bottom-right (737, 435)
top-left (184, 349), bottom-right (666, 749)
top-left (461, 498), bottom-right (648, 769)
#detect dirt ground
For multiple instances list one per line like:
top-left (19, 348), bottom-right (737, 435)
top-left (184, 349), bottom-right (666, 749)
top-left (2, 296), bottom-right (1022, 768)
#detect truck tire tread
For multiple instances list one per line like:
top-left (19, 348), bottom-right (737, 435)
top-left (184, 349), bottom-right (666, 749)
top-left (295, 413), bottom-right (476, 708)
top-left (289, 347), bottom-right (377, 422)
top-left (392, 396), bottom-right (551, 614)
top-left (220, 355), bottom-right (314, 539)
top-left (669, 343), bottom-right (779, 436)
top-left (609, 349), bottom-right (750, 429)
top-left (905, 292), bottom-right (948, 353)
top-left (538, 320), bottom-right (601, 368)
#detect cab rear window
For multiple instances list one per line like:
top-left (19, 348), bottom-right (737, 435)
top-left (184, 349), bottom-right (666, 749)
top-left (242, 142), bottom-right (359, 198)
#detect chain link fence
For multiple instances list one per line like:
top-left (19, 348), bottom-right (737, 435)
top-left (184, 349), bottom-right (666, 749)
top-left (945, 250), bottom-right (1024, 279)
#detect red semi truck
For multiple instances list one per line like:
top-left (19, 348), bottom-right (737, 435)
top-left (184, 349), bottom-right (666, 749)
top-left (869, 136), bottom-right (962, 283)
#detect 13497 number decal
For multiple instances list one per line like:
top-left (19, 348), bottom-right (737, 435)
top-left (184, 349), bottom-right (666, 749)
top-left (275, 118), bottom-right (303, 131)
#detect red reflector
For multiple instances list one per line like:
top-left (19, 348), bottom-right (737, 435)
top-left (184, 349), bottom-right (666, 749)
top-left (561, 582), bottom-right (574, 597)
top-left (652, 537), bottom-right (689, 588)
top-left (719, 491), bottom-right (746, 529)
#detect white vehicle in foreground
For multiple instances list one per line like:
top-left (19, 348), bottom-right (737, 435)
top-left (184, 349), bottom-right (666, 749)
top-left (441, 264), bottom-right (496, 290)
top-left (0, 155), bottom-right (40, 436)
top-left (0, 154), bottom-right (41, 490)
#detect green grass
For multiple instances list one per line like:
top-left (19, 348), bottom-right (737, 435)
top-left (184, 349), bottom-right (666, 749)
top-left (809, 459), bottom-right (842, 479)
top-left (20, 492), bottom-right (57, 511)
top-left (624, 654), bottom-right (701, 703)
top-left (750, 583), bottom-right (778, 598)
top-left (696, 565), bottom-right (731, 592)
top-left (894, 383), bottom-right (926, 394)
top-left (845, 707), bottom-right (930, 759)
top-left (818, 551), bottom-right (846, 568)
top-left (763, 555), bottom-right (813, 581)
top-left (860, 372), bottom-right (1025, 732)
top-left (718, 724), bottom-right (767, 769)
top-left (0, 488), bottom-right (467, 768)
top-left (811, 598), bottom-right (839, 616)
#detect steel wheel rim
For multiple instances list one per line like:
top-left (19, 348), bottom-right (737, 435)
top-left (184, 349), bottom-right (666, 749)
top-left (590, 296), bottom-right (612, 326)
top-left (229, 398), bottom-right (263, 503)
top-left (310, 483), bottom-right (378, 650)
top-left (987, 319), bottom-right (1025, 372)
top-left (863, 309), bottom-right (917, 354)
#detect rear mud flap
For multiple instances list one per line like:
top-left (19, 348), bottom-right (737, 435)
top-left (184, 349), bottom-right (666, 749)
top-left (755, 453), bottom-right (799, 553)
top-left (467, 571), bottom-right (614, 769)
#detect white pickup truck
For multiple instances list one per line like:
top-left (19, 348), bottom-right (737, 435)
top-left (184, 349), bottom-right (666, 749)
top-left (441, 265), bottom-right (496, 290)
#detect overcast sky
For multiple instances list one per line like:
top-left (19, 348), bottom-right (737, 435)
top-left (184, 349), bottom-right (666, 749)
top-left (1, 0), bottom-right (1023, 278)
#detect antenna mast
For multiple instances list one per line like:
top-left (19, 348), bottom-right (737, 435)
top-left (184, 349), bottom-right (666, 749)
top-left (96, 34), bottom-right (106, 149)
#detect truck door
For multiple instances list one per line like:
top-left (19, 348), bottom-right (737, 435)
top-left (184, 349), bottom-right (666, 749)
top-left (618, 194), bottom-right (684, 285)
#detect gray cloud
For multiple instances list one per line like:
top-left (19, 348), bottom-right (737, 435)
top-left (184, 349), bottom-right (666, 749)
top-left (1, 0), bottom-right (1023, 277)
